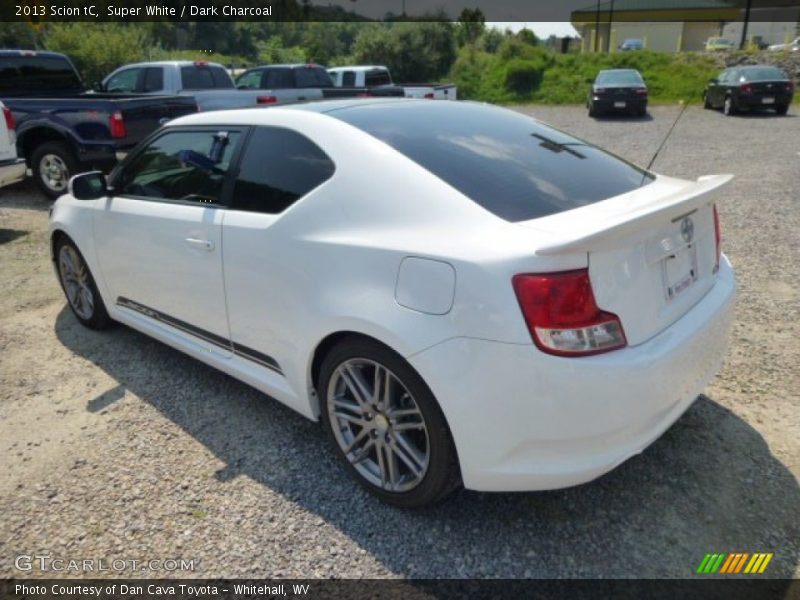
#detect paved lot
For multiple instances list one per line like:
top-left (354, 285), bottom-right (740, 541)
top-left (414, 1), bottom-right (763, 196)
top-left (0, 105), bottom-right (798, 579)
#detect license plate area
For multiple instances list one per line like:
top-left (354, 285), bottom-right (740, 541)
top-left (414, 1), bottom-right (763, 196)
top-left (661, 244), bottom-right (698, 301)
top-left (614, 101), bottom-right (627, 108)
top-left (762, 96), bottom-right (775, 104)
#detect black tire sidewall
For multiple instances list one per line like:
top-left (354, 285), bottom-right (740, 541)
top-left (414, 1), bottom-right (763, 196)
top-left (55, 237), bottom-right (110, 330)
top-left (32, 141), bottom-right (80, 199)
top-left (318, 337), bottom-right (460, 508)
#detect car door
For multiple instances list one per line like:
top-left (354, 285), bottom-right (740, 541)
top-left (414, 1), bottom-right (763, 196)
top-left (221, 126), bottom-right (335, 384)
top-left (94, 127), bottom-right (243, 354)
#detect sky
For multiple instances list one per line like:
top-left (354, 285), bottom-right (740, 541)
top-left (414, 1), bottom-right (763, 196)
top-left (489, 22), bottom-right (580, 38)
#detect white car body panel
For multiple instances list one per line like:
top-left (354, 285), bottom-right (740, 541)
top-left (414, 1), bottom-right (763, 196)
top-left (49, 103), bottom-right (736, 492)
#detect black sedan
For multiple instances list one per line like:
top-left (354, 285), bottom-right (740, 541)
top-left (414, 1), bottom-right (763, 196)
top-left (704, 65), bottom-right (794, 116)
top-left (587, 69), bottom-right (648, 117)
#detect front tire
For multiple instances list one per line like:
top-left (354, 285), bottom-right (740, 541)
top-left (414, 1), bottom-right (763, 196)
top-left (318, 337), bottom-right (460, 508)
top-left (55, 237), bottom-right (110, 330)
top-left (32, 141), bottom-right (80, 199)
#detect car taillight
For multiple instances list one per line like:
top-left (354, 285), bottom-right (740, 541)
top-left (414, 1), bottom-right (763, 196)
top-left (109, 111), bottom-right (126, 139)
top-left (423, 92), bottom-right (434, 99)
top-left (635, 88), bottom-right (648, 95)
top-left (786, 82), bottom-right (794, 93)
top-left (512, 269), bottom-right (627, 357)
top-left (713, 204), bottom-right (722, 272)
top-left (257, 95), bottom-right (278, 104)
top-left (594, 88), bottom-right (606, 95)
top-left (740, 83), bottom-right (753, 93)
top-left (2, 106), bottom-right (15, 144)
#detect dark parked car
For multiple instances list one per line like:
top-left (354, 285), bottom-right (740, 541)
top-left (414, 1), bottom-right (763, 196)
top-left (587, 69), bottom-right (648, 117)
top-left (618, 38), bottom-right (644, 51)
top-left (704, 65), bottom-right (794, 116)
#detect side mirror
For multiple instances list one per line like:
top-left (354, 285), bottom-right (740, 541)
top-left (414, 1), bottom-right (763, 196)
top-left (93, 81), bottom-right (105, 92)
top-left (69, 171), bottom-right (108, 200)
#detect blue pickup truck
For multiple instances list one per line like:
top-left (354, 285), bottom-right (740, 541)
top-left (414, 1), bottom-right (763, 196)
top-left (0, 50), bottom-right (198, 197)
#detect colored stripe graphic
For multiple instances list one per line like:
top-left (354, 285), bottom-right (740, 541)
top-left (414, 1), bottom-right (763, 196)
top-left (701, 552), bottom-right (774, 574)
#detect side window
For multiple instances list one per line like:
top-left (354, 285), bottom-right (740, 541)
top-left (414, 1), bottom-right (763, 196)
top-left (265, 69), bottom-right (293, 88)
top-left (236, 70), bottom-right (262, 89)
top-left (117, 130), bottom-right (241, 205)
top-left (142, 68), bottom-right (164, 92)
top-left (231, 127), bottom-right (335, 214)
top-left (342, 71), bottom-right (356, 86)
top-left (106, 68), bottom-right (141, 93)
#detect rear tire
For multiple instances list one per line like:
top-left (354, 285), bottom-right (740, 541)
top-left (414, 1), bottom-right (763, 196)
top-left (318, 337), bottom-right (460, 508)
top-left (723, 96), bottom-right (736, 116)
top-left (775, 104), bottom-right (789, 116)
top-left (55, 236), bottom-right (111, 330)
top-left (703, 93), bottom-right (712, 109)
top-left (32, 141), bottom-right (80, 199)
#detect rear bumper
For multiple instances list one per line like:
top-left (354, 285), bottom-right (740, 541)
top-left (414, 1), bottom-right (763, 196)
top-left (736, 92), bottom-right (793, 108)
top-left (409, 256), bottom-right (736, 492)
top-left (591, 97), bottom-right (647, 113)
top-left (0, 158), bottom-right (26, 187)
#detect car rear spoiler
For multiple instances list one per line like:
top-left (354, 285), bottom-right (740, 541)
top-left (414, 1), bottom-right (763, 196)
top-left (533, 174), bottom-right (733, 256)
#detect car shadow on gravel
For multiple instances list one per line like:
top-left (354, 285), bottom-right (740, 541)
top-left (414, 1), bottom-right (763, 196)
top-left (55, 308), bottom-right (800, 579)
top-left (0, 179), bottom-right (51, 211)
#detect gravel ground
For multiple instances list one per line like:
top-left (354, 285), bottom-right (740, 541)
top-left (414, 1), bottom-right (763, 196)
top-left (0, 105), bottom-right (798, 580)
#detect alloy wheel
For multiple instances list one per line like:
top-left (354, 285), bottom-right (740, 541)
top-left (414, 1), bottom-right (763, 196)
top-left (58, 245), bottom-right (95, 320)
top-left (327, 358), bottom-right (430, 493)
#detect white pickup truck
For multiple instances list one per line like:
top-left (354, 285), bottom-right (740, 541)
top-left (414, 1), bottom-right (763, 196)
top-left (327, 66), bottom-right (458, 100)
top-left (100, 61), bottom-right (272, 111)
top-left (0, 101), bottom-right (26, 189)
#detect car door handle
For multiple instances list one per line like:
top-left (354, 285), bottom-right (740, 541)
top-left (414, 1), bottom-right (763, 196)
top-left (184, 237), bottom-right (215, 251)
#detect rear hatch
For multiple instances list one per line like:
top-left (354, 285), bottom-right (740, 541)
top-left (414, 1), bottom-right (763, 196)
top-left (744, 80), bottom-right (792, 102)
top-left (521, 174), bottom-right (730, 346)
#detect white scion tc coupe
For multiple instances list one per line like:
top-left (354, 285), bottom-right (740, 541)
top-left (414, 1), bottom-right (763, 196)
top-left (50, 99), bottom-right (736, 507)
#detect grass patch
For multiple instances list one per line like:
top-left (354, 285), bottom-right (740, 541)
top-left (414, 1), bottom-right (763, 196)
top-left (451, 47), bottom-right (721, 105)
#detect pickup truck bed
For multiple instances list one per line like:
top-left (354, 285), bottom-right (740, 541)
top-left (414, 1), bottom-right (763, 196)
top-left (234, 64), bottom-right (405, 105)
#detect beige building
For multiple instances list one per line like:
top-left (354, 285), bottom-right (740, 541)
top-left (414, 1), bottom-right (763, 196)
top-left (571, 0), bottom-right (799, 52)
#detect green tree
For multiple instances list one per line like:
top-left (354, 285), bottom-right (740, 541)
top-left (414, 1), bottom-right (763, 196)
top-left (44, 24), bottom-right (151, 84)
top-left (455, 8), bottom-right (486, 47)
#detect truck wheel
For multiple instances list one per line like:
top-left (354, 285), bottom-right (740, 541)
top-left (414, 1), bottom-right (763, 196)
top-left (31, 141), bottom-right (80, 199)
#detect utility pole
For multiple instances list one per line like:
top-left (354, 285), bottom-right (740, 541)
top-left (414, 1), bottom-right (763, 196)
top-left (740, 0), bottom-right (753, 49)
top-left (606, 0), bottom-right (615, 52)
top-left (594, 0), bottom-right (601, 52)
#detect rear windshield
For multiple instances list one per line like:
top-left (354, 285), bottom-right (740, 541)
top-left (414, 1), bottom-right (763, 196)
top-left (180, 65), bottom-right (233, 90)
top-left (596, 70), bottom-right (643, 85)
top-left (332, 102), bottom-right (654, 222)
top-left (0, 56), bottom-right (82, 94)
top-left (739, 67), bottom-right (788, 81)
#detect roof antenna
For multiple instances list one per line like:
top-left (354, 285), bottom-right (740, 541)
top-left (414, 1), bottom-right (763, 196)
top-left (641, 100), bottom-right (688, 186)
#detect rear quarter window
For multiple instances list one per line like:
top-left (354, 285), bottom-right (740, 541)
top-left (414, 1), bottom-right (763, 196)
top-left (332, 102), bottom-right (653, 222)
top-left (180, 65), bottom-right (233, 90)
top-left (230, 126), bottom-right (335, 214)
